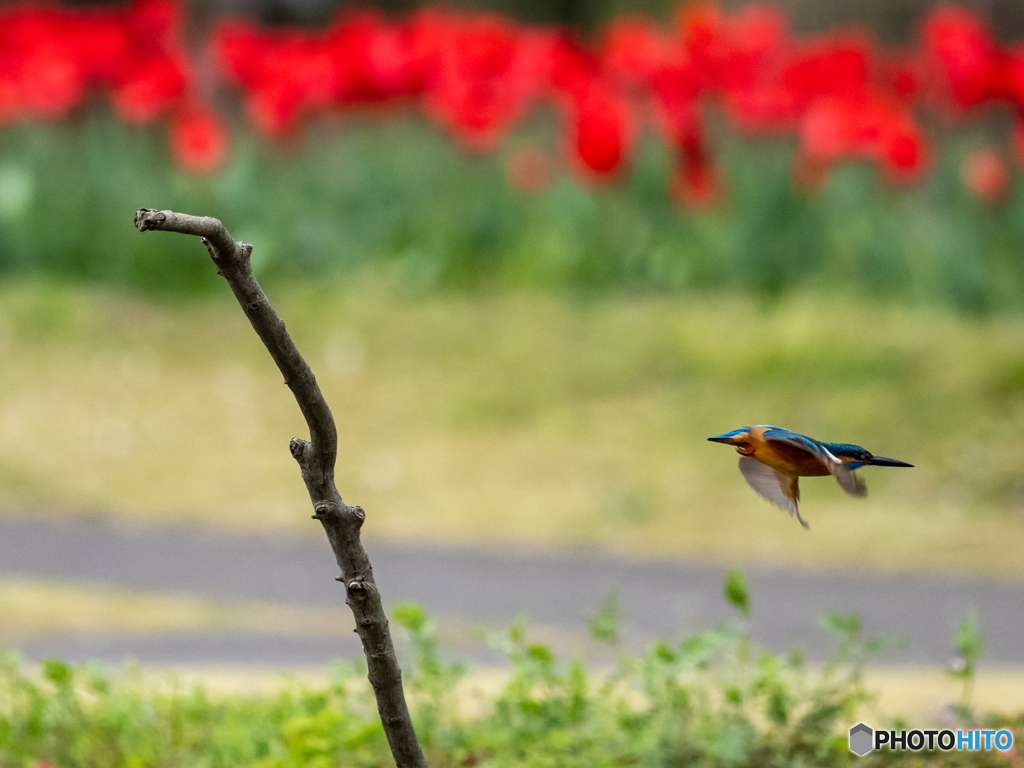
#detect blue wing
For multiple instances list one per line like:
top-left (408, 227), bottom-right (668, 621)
top-left (761, 428), bottom-right (866, 497)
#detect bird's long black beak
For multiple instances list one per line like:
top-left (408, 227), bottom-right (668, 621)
top-left (708, 430), bottom-right (746, 444)
top-left (864, 456), bottom-right (914, 467)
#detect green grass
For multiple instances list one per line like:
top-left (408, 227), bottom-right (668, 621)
top-left (1, 580), bottom-right (1021, 768)
top-left (2, 111), bottom-right (1024, 309)
top-left (1, 277), bottom-right (1023, 576)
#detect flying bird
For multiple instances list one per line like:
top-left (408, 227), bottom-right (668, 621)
top-left (708, 425), bottom-right (912, 529)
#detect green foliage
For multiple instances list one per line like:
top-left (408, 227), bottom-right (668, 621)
top-left (3, 112), bottom-right (1024, 311)
top-left (1, 575), bottom-right (1016, 767)
top-left (586, 591), bottom-right (621, 647)
top-left (723, 569), bottom-right (751, 619)
top-left (949, 609), bottom-right (986, 720)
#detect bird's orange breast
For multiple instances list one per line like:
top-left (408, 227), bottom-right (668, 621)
top-left (746, 427), bottom-right (831, 477)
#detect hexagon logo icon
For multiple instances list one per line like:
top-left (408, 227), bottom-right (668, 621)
top-left (849, 723), bottom-right (874, 757)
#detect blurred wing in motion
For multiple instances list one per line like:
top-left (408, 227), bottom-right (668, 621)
top-left (738, 456), bottom-right (809, 529)
top-left (762, 427), bottom-right (867, 498)
top-left (827, 456), bottom-right (867, 497)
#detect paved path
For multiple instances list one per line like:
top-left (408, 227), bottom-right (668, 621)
top-left (1, 515), bottom-right (1021, 666)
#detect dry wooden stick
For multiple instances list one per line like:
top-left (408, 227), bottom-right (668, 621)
top-left (134, 208), bottom-right (427, 768)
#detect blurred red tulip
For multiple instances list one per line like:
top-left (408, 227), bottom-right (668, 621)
top-left (215, 20), bottom-right (343, 137)
top-left (878, 116), bottom-right (926, 181)
top-left (601, 16), bottom-right (675, 89)
top-left (962, 147), bottom-right (1009, 202)
top-left (921, 5), bottom-right (1006, 110)
top-left (798, 92), bottom-right (926, 183)
top-left (112, 55), bottom-right (188, 124)
top-left (170, 102), bottom-right (228, 173)
top-left (6, 0), bottom-right (1024, 205)
top-left (673, 147), bottom-right (720, 206)
top-left (425, 13), bottom-right (554, 151)
top-left (676, 2), bottom-right (725, 91)
top-left (328, 9), bottom-right (441, 103)
top-left (667, 107), bottom-right (720, 206)
top-left (21, 42), bottom-right (86, 118)
top-left (563, 79), bottom-right (635, 178)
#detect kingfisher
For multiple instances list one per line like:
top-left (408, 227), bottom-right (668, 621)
top-left (708, 426), bottom-right (912, 529)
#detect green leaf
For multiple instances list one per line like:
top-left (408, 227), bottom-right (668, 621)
top-left (587, 591), bottom-right (620, 645)
top-left (818, 611), bottom-right (861, 639)
top-left (392, 602), bottom-right (427, 633)
top-left (42, 659), bottom-right (71, 685)
top-left (767, 685), bottom-right (789, 726)
top-left (527, 643), bottom-right (553, 664)
top-left (955, 609), bottom-right (984, 668)
top-left (723, 569), bottom-right (751, 617)
top-left (653, 641), bottom-right (675, 663)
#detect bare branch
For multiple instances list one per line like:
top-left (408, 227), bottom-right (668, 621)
top-left (134, 208), bottom-right (427, 768)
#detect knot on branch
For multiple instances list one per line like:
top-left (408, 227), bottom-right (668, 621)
top-left (134, 208), bottom-right (165, 232)
top-left (346, 579), bottom-right (370, 599)
top-left (202, 237), bottom-right (220, 262)
top-left (311, 500), bottom-right (341, 521)
top-left (289, 437), bottom-right (309, 462)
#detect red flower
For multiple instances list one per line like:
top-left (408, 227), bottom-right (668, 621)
top-left (877, 114), bottom-right (926, 181)
top-left (70, 13), bottom-right (132, 83)
top-left (215, 20), bottom-right (341, 137)
top-left (563, 78), bottom-right (634, 178)
top-left (670, 112), bottom-right (720, 206)
top-left (126, 0), bottom-right (183, 49)
top-left (327, 9), bottom-right (440, 103)
top-left (962, 147), bottom-right (1009, 203)
top-left (0, 10), bottom-right (85, 119)
top-left (425, 13), bottom-right (555, 150)
top-left (601, 16), bottom-right (676, 90)
top-left (112, 54), bottom-right (188, 124)
top-left (798, 94), bottom-right (926, 183)
top-left (921, 5), bottom-right (1005, 109)
top-left (716, 3), bottom-right (787, 95)
top-left (782, 35), bottom-right (872, 110)
top-left (170, 102), bottom-right (228, 173)
top-left (676, 2), bottom-right (725, 91)
top-left (21, 41), bottom-right (86, 118)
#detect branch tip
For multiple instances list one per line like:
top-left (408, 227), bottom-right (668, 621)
top-left (134, 208), bottom-right (165, 233)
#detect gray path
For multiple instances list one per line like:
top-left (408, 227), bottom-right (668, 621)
top-left (0, 514), bottom-right (1021, 666)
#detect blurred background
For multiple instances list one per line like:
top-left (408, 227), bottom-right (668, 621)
top-left (1, 0), bottom-right (1024, 718)
top-left (93, 0), bottom-right (1024, 41)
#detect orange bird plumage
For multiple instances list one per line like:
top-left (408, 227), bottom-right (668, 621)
top-left (708, 425), bottom-right (913, 529)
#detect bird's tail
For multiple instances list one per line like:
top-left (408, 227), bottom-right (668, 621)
top-left (829, 459), bottom-right (867, 497)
